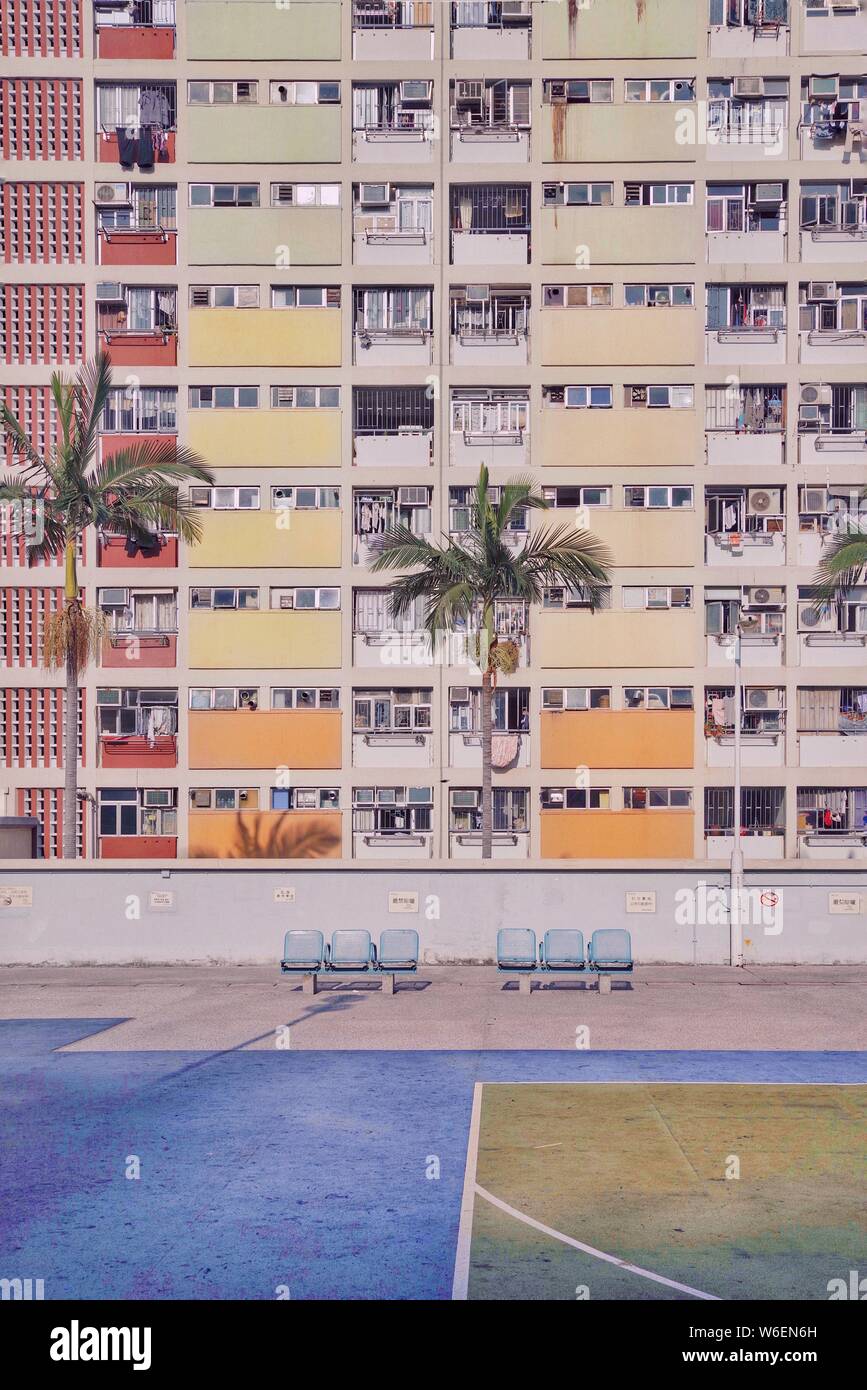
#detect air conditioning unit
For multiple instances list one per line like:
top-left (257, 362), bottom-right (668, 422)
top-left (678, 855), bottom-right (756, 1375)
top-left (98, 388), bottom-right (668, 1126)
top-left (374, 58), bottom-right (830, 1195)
top-left (192, 790), bottom-right (212, 809)
top-left (745, 586), bottom-right (785, 608)
top-left (500, 0), bottom-right (527, 17)
top-left (399, 487), bottom-right (428, 507)
top-left (747, 688), bottom-right (782, 712)
top-left (451, 686), bottom-right (470, 704)
top-left (798, 601), bottom-right (835, 631)
top-left (802, 487), bottom-right (828, 513)
top-left (753, 182), bottom-right (784, 204)
top-left (100, 588), bottom-right (129, 608)
top-left (810, 76), bottom-right (839, 102)
top-left (359, 182), bottom-right (390, 206)
top-left (272, 184), bottom-right (294, 206)
top-left (400, 80), bottom-right (431, 104)
top-left (542, 184), bottom-right (561, 205)
top-left (734, 77), bottom-right (763, 98)
top-left (808, 280), bottom-right (836, 301)
top-left (465, 284), bottom-right (490, 303)
top-left (548, 81), bottom-right (567, 104)
top-left (747, 488), bottom-right (782, 515)
top-left (238, 790), bottom-right (248, 802)
top-left (143, 789), bottom-right (172, 807)
top-left (800, 383), bottom-right (833, 407)
top-left (95, 182), bottom-right (131, 207)
top-left (95, 282), bottom-right (124, 302)
top-left (455, 80), bottom-right (484, 103)
top-left (279, 594), bottom-right (294, 610)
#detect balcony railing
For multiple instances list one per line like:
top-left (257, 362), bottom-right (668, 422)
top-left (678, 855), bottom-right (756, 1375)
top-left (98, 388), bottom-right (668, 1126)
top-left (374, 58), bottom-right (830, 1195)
top-left (353, 1), bottom-right (431, 27)
top-left (95, 1), bottom-right (176, 26)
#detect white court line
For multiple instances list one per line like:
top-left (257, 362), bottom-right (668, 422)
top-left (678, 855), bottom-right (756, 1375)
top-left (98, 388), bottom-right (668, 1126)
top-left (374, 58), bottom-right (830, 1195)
top-left (474, 1184), bottom-right (720, 1302)
top-left (451, 1081), bottom-right (483, 1301)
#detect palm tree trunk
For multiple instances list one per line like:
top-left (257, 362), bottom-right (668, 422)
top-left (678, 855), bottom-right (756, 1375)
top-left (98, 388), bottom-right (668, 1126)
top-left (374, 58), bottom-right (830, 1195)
top-left (481, 667), bottom-right (493, 860)
top-left (63, 638), bottom-right (78, 859)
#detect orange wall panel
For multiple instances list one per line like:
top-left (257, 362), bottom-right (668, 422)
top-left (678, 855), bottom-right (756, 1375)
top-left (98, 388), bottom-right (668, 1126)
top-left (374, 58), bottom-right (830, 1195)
top-left (188, 810), bottom-right (342, 860)
top-left (540, 810), bottom-right (695, 860)
top-left (541, 710), bottom-right (694, 770)
top-left (188, 710), bottom-right (342, 770)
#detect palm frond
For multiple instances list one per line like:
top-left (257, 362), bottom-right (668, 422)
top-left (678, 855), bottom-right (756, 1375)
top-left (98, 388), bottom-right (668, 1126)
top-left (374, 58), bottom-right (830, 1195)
top-left (811, 532), bottom-right (867, 605)
top-left (72, 353), bottom-right (115, 479)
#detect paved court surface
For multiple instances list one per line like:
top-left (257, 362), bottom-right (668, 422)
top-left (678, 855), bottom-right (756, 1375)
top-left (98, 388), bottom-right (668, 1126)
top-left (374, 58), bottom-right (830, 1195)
top-left (1, 968), bottom-right (864, 1300)
top-left (1, 963), bottom-right (865, 1050)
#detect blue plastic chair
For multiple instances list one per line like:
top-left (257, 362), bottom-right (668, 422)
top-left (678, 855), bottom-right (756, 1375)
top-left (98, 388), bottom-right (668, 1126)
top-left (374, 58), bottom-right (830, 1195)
top-left (588, 929), bottom-right (633, 974)
top-left (541, 929), bottom-right (586, 971)
top-left (497, 927), bottom-right (537, 971)
top-left (280, 929), bottom-right (325, 975)
top-left (378, 929), bottom-right (419, 973)
top-left (327, 929), bottom-right (375, 973)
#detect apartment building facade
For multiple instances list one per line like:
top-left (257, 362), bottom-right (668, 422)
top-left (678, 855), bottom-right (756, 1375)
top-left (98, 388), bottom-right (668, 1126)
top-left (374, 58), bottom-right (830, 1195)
top-left (2, 0), bottom-right (866, 865)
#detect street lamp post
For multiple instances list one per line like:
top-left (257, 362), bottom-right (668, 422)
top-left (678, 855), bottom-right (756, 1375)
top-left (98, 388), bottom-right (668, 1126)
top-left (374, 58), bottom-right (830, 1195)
top-left (730, 624), bottom-right (744, 967)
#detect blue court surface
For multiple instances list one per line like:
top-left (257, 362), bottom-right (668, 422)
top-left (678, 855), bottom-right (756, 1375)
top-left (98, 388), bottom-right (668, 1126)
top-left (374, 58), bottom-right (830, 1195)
top-left (1, 1020), bottom-right (864, 1300)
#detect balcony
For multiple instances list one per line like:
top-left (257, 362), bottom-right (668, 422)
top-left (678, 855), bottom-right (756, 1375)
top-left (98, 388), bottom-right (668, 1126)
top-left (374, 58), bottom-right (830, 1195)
top-left (353, 388), bottom-right (434, 468)
top-left (188, 309), bottom-right (341, 368)
top-left (97, 198), bottom-right (178, 267)
top-left (709, 5), bottom-right (789, 57)
top-left (353, 2), bottom-right (434, 60)
top-left (450, 185), bottom-right (530, 266)
top-left (450, 82), bottom-right (531, 164)
top-left (96, 286), bottom-right (177, 367)
top-left (541, 401), bottom-right (697, 469)
top-left (188, 610), bottom-right (342, 670)
top-left (705, 386), bottom-right (785, 466)
top-left (98, 590), bottom-right (179, 670)
top-left (449, 790), bottom-right (530, 860)
top-left (450, 287), bottom-right (529, 366)
top-left (189, 511), bottom-right (342, 570)
top-left (96, 83), bottom-right (176, 165)
top-left (353, 489), bottom-right (432, 567)
top-left (189, 810), bottom-right (342, 860)
top-left (706, 628), bottom-right (784, 670)
top-left (189, 406), bottom-right (341, 470)
top-left (451, 2), bottom-right (530, 59)
top-left (188, 208), bottom-right (341, 268)
top-left (353, 298), bottom-right (434, 367)
top-left (797, 499), bottom-right (865, 565)
top-left (541, 103), bottom-right (693, 164)
top-left (798, 628), bottom-right (867, 668)
top-left (706, 100), bottom-right (788, 162)
top-left (800, 4), bottom-right (867, 54)
top-left (186, 0), bottom-right (341, 59)
top-left (100, 630), bottom-right (177, 669)
top-left (538, 611), bottom-right (694, 670)
top-left (541, 710), bottom-right (693, 771)
top-left (352, 85), bottom-right (435, 164)
top-left (799, 288), bottom-right (867, 365)
top-left (800, 213), bottom-right (867, 266)
top-left (94, 1), bottom-right (176, 59)
top-left (540, 0), bottom-right (698, 59)
top-left (799, 690), bottom-right (867, 767)
top-left (450, 391), bottom-right (530, 470)
top-left (542, 205), bottom-right (694, 266)
top-left (542, 308), bottom-right (696, 367)
top-left (100, 834), bottom-right (177, 859)
top-left (705, 295), bottom-right (786, 365)
top-left (705, 831), bottom-right (785, 860)
top-left (541, 810), bottom-right (694, 861)
top-left (352, 602), bottom-right (529, 670)
top-left (99, 732), bottom-right (177, 768)
top-left (705, 692), bottom-right (786, 769)
top-left (97, 533), bottom-right (178, 567)
top-left (705, 488), bottom-right (787, 566)
top-left (189, 710), bottom-right (341, 770)
top-left (353, 186), bottom-right (433, 266)
top-left (187, 105), bottom-right (341, 166)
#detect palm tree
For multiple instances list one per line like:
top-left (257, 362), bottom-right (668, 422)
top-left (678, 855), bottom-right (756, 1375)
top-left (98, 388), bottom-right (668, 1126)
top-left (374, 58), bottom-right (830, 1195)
top-left (812, 498), bottom-right (867, 617)
top-left (372, 465), bottom-right (612, 859)
top-left (0, 353), bottom-right (214, 859)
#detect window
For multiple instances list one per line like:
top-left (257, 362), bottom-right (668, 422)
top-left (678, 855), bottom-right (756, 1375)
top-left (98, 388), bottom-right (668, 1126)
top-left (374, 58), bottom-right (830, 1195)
top-left (543, 182), bottom-right (613, 207)
top-left (558, 385), bottom-right (614, 409)
top-left (272, 688), bottom-right (340, 710)
top-left (451, 391), bottom-right (528, 437)
top-left (540, 787), bottom-right (610, 809)
top-left (189, 386), bottom-right (259, 410)
top-left (189, 184), bottom-right (259, 208)
top-left (272, 485), bottom-right (340, 510)
top-left (800, 182), bottom-right (867, 233)
top-left (797, 687), bottom-right (867, 734)
top-left (543, 284), bottom-right (612, 308)
top-left (271, 787), bottom-right (340, 810)
top-left (190, 587), bottom-right (259, 610)
top-left (625, 385), bottom-right (694, 409)
top-left (710, 0), bottom-right (789, 26)
top-left (188, 80), bottom-right (258, 105)
top-left (624, 687), bottom-right (694, 709)
top-left (799, 283), bottom-right (867, 336)
top-left (269, 587), bottom-right (340, 610)
top-left (189, 486), bottom-right (259, 510)
top-left (707, 284), bottom-right (785, 331)
top-left (189, 687), bottom-right (259, 710)
top-left (97, 286), bottom-right (176, 332)
top-left (624, 787), bottom-right (693, 809)
top-left (542, 486), bottom-right (612, 508)
top-left (541, 688), bottom-right (611, 710)
top-left (449, 687), bottom-right (528, 733)
top-left (624, 183), bottom-right (694, 206)
top-left (189, 788), bottom-right (260, 811)
top-left (99, 589), bottom-right (178, 635)
top-left (271, 286), bottom-right (340, 309)
top-left (543, 586), bottom-right (612, 610)
top-left (624, 486), bottom-right (694, 509)
top-left (270, 81), bottom-right (340, 105)
top-left (99, 185), bottom-right (177, 234)
top-left (270, 183), bottom-right (341, 207)
top-left (625, 283), bottom-right (694, 307)
top-left (543, 80), bottom-right (613, 104)
top-left (622, 586), bottom-right (693, 610)
top-left (352, 786), bottom-right (432, 835)
top-left (625, 79), bottom-right (695, 102)
top-left (189, 285), bottom-right (259, 309)
top-left (102, 387), bottom-right (177, 433)
top-left (706, 182), bottom-right (786, 234)
top-left (704, 786), bottom-right (785, 835)
top-left (449, 788), bottom-right (529, 833)
top-left (705, 384), bottom-right (784, 432)
top-left (354, 689), bottom-right (432, 732)
top-left (271, 386), bottom-right (340, 409)
top-left (99, 788), bottom-right (177, 837)
top-left (354, 287), bottom-right (432, 332)
top-left (96, 688), bottom-right (178, 737)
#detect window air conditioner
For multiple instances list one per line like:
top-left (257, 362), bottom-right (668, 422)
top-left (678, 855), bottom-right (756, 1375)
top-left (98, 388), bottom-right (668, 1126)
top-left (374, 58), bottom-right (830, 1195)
top-left (400, 81), bottom-right (431, 104)
top-left (96, 282), bottom-right (124, 302)
top-left (455, 80), bottom-right (484, 103)
top-left (802, 487), bottom-right (828, 513)
top-left (747, 488), bottom-right (782, 515)
top-left (279, 594), bottom-right (294, 609)
top-left (800, 383), bottom-right (833, 407)
top-left (753, 182), bottom-right (784, 204)
top-left (359, 182), bottom-right (390, 206)
top-left (143, 789), bottom-right (172, 807)
top-left (465, 284), bottom-right (490, 303)
top-left (95, 182), bottom-right (131, 207)
top-left (544, 285), bottom-right (564, 307)
top-left (542, 184), bottom-right (561, 205)
top-left (451, 686), bottom-right (470, 703)
top-left (100, 588), bottom-right (129, 607)
top-left (733, 77), bottom-right (763, 99)
top-left (745, 586), bottom-right (785, 608)
top-left (192, 790), bottom-right (212, 809)
top-left (398, 487), bottom-right (429, 506)
top-left (798, 601), bottom-right (835, 631)
top-left (809, 76), bottom-right (839, 102)
top-left (808, 281), bottom-right (836, 301)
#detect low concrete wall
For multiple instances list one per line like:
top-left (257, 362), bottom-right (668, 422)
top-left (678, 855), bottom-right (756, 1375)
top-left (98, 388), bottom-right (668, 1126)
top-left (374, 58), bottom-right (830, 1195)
top-left (0, 865), bottom-right (865, 966)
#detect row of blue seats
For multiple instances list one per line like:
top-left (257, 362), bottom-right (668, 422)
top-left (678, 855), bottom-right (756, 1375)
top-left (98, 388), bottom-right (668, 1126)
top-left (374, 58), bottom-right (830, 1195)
top-left (497, 928), bottom-right (633, 992)
top-left (281, 928), bottom-right (418, 993)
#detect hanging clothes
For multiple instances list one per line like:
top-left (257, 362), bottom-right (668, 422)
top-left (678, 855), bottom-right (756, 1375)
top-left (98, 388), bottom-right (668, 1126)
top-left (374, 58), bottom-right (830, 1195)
top-left (116, 126), bottom-right (137, 168)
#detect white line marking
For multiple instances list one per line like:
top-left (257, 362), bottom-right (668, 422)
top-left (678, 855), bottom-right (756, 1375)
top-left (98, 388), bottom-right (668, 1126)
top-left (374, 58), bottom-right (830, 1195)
top-left (534, 1142), bottom-right (563, 1149)
top-left (474, 1184), bottom-right (721, 1301)
top-left (451, 1081), bottom-right (483, 1301)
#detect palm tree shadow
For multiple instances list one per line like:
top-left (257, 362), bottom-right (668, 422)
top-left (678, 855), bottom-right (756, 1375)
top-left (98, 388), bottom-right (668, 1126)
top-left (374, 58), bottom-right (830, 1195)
top-left (190, 811), bottom-right (341, 860)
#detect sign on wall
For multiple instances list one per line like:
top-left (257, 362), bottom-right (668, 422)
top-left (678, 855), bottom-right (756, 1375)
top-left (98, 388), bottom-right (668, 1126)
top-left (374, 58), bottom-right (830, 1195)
top-left (828, 892), bottom-right (861, 915)
top-left (0, 886), bottom-right (33, 909)
top-left (388, 891), bottom-right (419, 914)
top-left (273, 887), bottom-right (296, 904)
top-left (148, 890), bottom-right (175, 911)
top-left (626, 891), bottom-right (656, 914)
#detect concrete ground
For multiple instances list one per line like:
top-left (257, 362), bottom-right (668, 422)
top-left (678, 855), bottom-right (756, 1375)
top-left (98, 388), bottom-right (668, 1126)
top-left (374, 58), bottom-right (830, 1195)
top-left (1, 963), bottom-right (864, 1051)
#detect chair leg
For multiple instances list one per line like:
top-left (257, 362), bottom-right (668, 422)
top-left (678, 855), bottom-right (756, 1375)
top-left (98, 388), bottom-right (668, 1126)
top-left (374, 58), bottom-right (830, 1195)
top-left (598, 975), bottom-right (611, 995)
top-left (381, 971), bottom-right (395, 996)
top-left (303, 973), bottom-right (318, 995)
top-left (519, 974), bottom-right (532, 995)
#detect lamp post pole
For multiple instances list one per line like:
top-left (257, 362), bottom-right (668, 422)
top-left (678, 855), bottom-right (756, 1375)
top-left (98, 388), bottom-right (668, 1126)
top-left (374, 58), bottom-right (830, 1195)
top-left (730, 623), bottom-right (744, 967)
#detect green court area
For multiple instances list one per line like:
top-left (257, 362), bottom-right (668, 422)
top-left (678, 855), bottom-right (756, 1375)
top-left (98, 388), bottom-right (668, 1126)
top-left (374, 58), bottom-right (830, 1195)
top-left (461, 1084), bottom-right (865, 1301)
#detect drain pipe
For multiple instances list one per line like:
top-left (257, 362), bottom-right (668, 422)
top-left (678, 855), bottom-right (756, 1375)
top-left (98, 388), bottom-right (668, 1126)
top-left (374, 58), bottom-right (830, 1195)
top-left (730, 624), bottom-right (744, 967)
